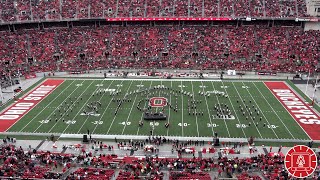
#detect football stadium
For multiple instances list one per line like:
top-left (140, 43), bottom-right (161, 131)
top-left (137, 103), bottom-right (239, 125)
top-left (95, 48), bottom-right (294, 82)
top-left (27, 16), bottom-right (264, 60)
top-left (0, 0), bottom-right (320, 179)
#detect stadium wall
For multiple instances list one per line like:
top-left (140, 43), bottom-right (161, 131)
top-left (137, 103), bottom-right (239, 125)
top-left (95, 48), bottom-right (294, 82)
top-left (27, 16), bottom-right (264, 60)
top-left (305, 22), bottom-right (320, 30)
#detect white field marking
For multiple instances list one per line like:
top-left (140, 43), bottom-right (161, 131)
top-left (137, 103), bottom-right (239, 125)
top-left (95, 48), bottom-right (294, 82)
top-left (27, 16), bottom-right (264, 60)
top-left (221, 81), bottom-right (247, 138)
top-left (19, 80), bottom-right (74, 132)
top-left (199, 81), bottom-right (215, 135)
top-left (0, 78), bottom-right (46, 114)
top-left (121, 80), bottom-right (144, 135)
top-left (150, 80), bottom-right (163, 136)
top-left (106, 80), bottom-right (134, 134)
top-left (59, 79), bottom-right (107, 136)
top-left (241, 82), bottom-right (279, 139)
top-left (190, 81), bottom-right (200, 137)
top-left (231, 82), bottom-right (262, 138)
top-left (210, 81), bottom-right (231, 137)
top-left (47, 80), bottom-right (95, 133)
top-left (90, 80), bottom-right (123, 134)
top-left (32, 80), bottom-right (85, 132)
top-left (284, 81), bottom-right (314, 139)
top-left (154, 81), bottom-right (163, 119)
top-left (54, 78), bottom-right (267, 84)
top-left (136, 81), bottom-right (154, 135)
top-left (180, 81), bottom-right (184, 136)
top-left (64, 78), bottom-right (223, 82)
top-left (255, 82), bottom-right (297, 139)
top-left (166, 81), bottom-right (173, 136)
top-left (5, 79), bottom-right (50, 132)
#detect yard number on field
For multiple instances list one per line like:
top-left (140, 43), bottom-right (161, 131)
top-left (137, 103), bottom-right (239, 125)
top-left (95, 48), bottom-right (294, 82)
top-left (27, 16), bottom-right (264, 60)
top-left (236, 124), bottom-right (278, 129)
top-left (150, 122), bottom-right (159, 126)
top-left (92, 121), bottom-right (103, 125)
top-left (39, 120), bottom-right (49, 124)
top-left (207, 123), bottom-right (219, 128)
top-left (178, 123), bottom-right (190, 127)
top-left (65, 120), bottom-right (76, 124)
top-left (267, 125), bottom-right (278, 129)
top-left (119, 121), bottom-right (131, 125)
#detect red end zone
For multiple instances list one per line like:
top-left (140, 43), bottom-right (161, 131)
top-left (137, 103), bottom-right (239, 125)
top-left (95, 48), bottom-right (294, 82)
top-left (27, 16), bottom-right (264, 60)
top-left (0, 79), bottom-right (64, 132)
top-left (265, 82), bottom-right (320, 140)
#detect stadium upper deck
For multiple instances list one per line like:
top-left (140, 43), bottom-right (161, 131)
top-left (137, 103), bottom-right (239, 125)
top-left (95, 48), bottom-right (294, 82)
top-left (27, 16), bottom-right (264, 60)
top-left (0, 0), bottom-right (309, 23)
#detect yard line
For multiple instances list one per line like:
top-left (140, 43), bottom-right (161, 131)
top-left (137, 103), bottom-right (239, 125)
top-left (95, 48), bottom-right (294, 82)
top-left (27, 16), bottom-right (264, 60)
top-left (136, 81), bottom-right (153, 135)
top-left (240, 82), bottom-right (279, 139)
top-left (59, 79), bottom-right (108, 136)
top-left (210, 81), bottom-right (231, 138)
top-left (85, 80), bottom-right (122, 134)
top-left (180, 81), bottom-right (184, 137)
top-left (47, 80), bottom-right (95, 133)
top-left (220, 81), bottom-right (247, 138)
top-left (199, 81), bottom-right (216, 136)
top-left (106, 80), bottom-right (134, 134)
top-left (121, 80), bottom-right (143, 135)
top-left (166, 81), bottom-right (173, 136)
top-left (154, 80), bottom-right (163, 135)
top-left (19, 80), bottom-right (75, 132)
top-left (190, 81), bottom-right (200, 137)
top-left (253, 82), bottom-right (296, 139)
top-left (231, 82), bottom-right (262, 138)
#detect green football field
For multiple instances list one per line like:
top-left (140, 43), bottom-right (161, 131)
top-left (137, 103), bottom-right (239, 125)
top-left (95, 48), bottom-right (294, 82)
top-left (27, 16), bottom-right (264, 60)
top-left (7, 78), bottom-right (310, 140)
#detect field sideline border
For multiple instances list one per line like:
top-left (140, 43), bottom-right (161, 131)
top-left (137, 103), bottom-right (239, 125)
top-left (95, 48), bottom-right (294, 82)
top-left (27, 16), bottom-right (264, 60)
top-left (46, 77), bottom-right (274, 82)
top-left (285, 81), bottom-right (320, 116)
top-left (0, 131), bottom-right (314, 143)
top-left (1, 78), bottom-right (317, 143)
top-left (4, 129), bottom-right (314, 144)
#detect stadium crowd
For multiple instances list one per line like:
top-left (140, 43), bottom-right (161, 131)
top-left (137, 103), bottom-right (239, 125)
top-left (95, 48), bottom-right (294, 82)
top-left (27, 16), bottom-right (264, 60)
top-left (0, 136), bottom-right (320, 179)
top-left (0, 25), bottom-right (319, 77)
top-left (0, 0), bottom-right (309, 23)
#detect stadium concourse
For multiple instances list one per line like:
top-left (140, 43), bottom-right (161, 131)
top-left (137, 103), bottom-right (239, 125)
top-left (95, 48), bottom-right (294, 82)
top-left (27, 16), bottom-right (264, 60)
top-left (0, 134), bottom-right (316, 180)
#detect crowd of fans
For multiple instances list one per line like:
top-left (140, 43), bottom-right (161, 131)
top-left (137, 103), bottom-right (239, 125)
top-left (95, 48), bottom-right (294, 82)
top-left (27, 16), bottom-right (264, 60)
top-left (1, 137), bottom-right (320, 179)
top-left (0, 0), bottom-right (309, 23)
top-left (0, 24), bottom-right (318, 76)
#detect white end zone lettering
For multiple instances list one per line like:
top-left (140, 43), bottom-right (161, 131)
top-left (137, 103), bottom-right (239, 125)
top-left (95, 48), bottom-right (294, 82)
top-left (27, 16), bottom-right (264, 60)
top-left (0, 79), bottom-right (64, 132)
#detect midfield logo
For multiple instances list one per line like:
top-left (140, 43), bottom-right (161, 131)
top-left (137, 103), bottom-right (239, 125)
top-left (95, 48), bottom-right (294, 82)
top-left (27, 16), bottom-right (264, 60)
top-left (149, 97), bottom-right (168, 107)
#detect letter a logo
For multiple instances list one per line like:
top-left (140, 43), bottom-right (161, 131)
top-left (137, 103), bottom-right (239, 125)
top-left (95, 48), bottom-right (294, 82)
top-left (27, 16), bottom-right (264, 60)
top-left (285, 145), bottom-right (317, 178)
